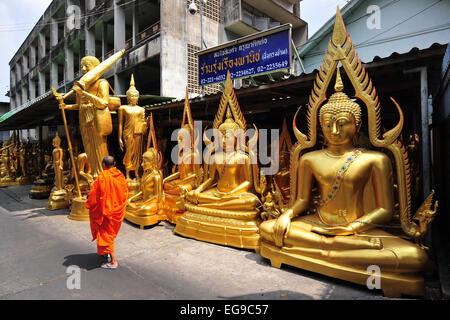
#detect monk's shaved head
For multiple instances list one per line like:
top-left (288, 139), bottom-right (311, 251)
top-left (102, 156), bottom-right (115, 169)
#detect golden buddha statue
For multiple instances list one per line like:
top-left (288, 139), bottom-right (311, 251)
top-left (47, 133), bottom-right (69, 210)
top-left (53, 50), bottom-right (124, 220)
top-left (259, 9), bottom-right (437, 298)
top-left (118, 74), bottom-right (148, 199)
top-left (0, 141), bottom-right (12, 184)
top-left (174, 72), bottom-right (266, 250)
top-left (272, 117), bottom-right (292, 204)
top-left (125, 113), bottom-right (165, 229)
top-left (163, 88), bottom-right (201, 224)
top-left (56, 51), bottom-right (124, 178)
top-left (118, 75), bottom-right (147, 180)
top-left (29, 153), bottom-right (53, 199)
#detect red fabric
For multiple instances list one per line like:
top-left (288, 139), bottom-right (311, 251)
top-left (86, 167), bottom-right (128, 255)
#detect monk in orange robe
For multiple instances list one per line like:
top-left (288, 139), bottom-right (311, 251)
top-left (86, 156), bottom-right (128, 269)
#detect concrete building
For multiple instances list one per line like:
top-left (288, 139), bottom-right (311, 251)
top-left (7, 0), bottom-right (307, 115)
top-left (0, 102), bottom-right (10, 142)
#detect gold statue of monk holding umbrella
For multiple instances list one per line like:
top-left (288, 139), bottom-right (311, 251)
top-left (52, 50), bottom-right (124, 221)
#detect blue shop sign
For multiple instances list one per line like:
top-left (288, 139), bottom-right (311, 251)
top-left (198, 27), bottom-right (291, 86)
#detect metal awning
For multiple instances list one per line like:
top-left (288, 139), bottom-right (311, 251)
top-left (0, 92), bottom-right (174, 131)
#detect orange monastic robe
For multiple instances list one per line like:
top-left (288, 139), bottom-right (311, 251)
top-left (86, 167), bottom-right (128, 255)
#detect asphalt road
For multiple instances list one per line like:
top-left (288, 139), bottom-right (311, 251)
top-left (0, 185), bottom-right (390, 300)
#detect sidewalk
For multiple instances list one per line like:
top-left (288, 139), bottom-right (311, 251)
top-left (0, 185), bottom-right (390, 300)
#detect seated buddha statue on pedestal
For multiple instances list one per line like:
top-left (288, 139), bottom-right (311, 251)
top-left (125, 113), bottom-right (165, 229)
top-left (163, 88), bottom-right (201, 224)
top-left (174, 72), bottom-right (266, 251)
top-left (259, 9), bottom-right (437, 298)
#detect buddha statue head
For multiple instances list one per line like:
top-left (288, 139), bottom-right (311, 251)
top-left (80, 56), bottom-right (100, 74)
top-left (319, 67), bottom-right (361, 146)
top-left (178, 124), bottom-right (193, 148)
top-left (52, 132), bottom-right (62, 148)
top-left (126, 74), bottom-right (139, 106)
top-left (142, 148), bottom-right (159, 172)
top-left (218, 108), bottom-right (241, 151)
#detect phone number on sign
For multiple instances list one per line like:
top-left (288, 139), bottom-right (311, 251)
top-left (257, 60), bottom-right (289, 73)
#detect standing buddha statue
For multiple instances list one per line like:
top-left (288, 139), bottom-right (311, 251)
top-left (118, 74), bottom-right (148, 198)
top-left (47, 133), bottom-right (69, 210)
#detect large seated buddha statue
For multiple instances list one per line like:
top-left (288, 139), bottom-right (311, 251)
top-left (259, 9), bottom-right (437, 298)
top-left (163, 88), bottom-right (201, 224)
top-left (174, 72), bottom-right (266, 250)
top-left (124, 113), bottom-right (165, 229)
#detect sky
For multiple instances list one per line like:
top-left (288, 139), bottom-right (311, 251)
top-left (0, 0), bottom-right (350, 103)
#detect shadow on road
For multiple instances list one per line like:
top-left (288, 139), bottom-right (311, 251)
top-left (63, 253), bottom-right (106, 270)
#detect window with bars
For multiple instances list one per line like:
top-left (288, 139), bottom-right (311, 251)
top-left (187, 43), bottom-right (221, 95)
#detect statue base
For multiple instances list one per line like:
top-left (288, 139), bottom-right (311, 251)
top-left (68, 196), bottom-right (90, 221)
top-left (259, 240), bottom-right (425, 298)
top-left (29, 179), bottom-right (52, 199)
top-left (17, 176), bottom-right (32, 185)
top-left (0, 179), bottom-right (20, 187)
top-left (46, 190), bottom-right (70, 210)
top-left (124, 210), bottom-right (164, 229)
top-left (174, 205), bottom-right (261, 251)
top-left (163, 194), bottom-right (184, 224)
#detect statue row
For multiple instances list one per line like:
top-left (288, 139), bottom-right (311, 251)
top-left (0, 133), bottom-right (50, 187)
top-left (49, 10), bottom-right (437, 297)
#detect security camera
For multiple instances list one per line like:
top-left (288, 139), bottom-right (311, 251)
top-left (188, 1), bottom-right (197, 15)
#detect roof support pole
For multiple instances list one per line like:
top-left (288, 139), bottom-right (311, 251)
top-left (404, 66), bottom-right (432, 199)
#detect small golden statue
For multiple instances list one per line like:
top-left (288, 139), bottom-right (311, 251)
top-left (163, 88), bottom-right (201, 224)
top-left (47, 133), bottom-right (70, 210)
top-left (174, 72), bottom-right (266, 250)
top-left (118, 74), bottom-right (148, 198)
top-left (16, 142), bottom-right (30, 184)
top-left (124, 113), bottom-right (165, 229)
top-left (29, 153), bottom-right (53, 199)
top-left (0, 133), bottom-right (19, 187)
top-left (259, 8), bottom-right (437, 298)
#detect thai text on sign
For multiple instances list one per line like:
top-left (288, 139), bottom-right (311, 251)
top-left (198, 26), bottom-right (292, 86)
